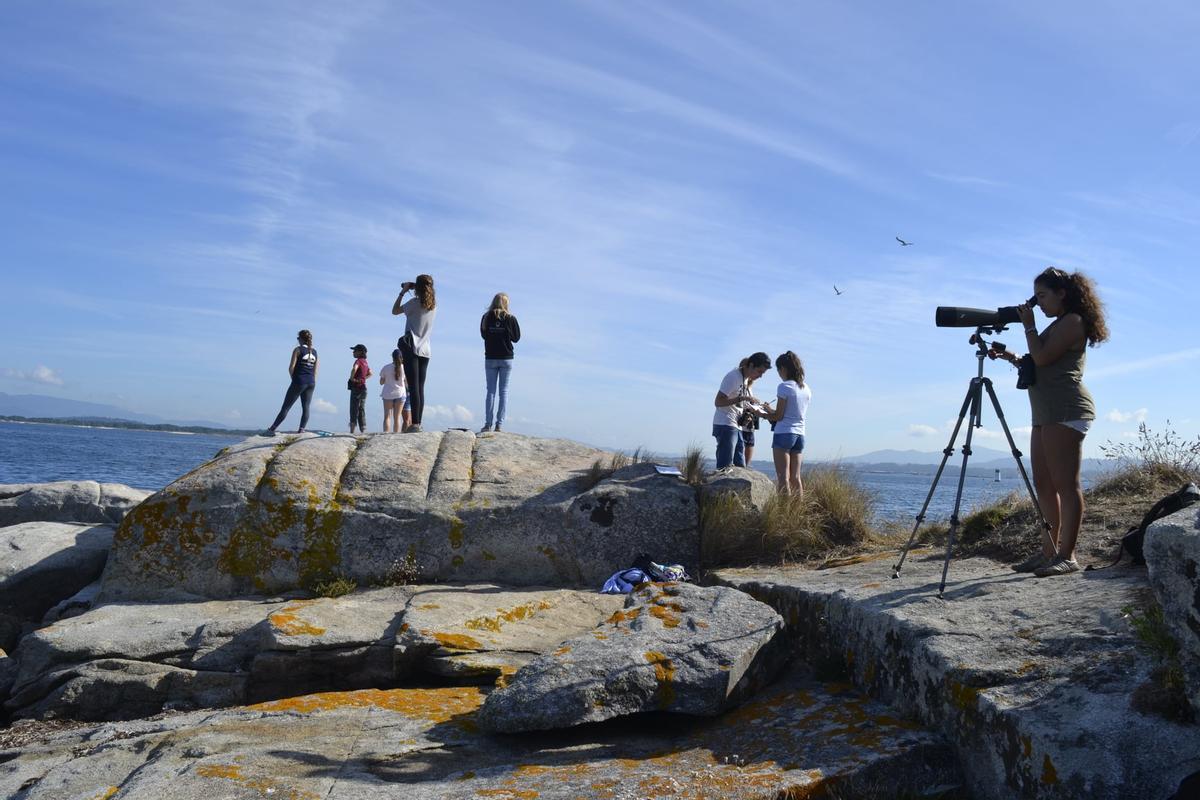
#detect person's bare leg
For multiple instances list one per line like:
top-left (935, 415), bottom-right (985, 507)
top-left (773, 448), bottom-right (789, 494)
top-left (790, 453), bottom-right (804, 498)
top-left (390, 402), bottom-right (401, 433)
top-left (1029, 427), bottom-right (1060, 556)
top-left (1041, 424), bottom-right (1085, 561)
top-left (744, 444), bottom-right (754, 465)
top-left (402, 407), bottom-right (413, 431)
top-left (382, 402), bottom-right (391, 433)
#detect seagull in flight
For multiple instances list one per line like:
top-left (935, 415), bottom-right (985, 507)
top-left (833, 285), bottom-right (844, 296)
top-left (896, 236), bottom-right (914, 246)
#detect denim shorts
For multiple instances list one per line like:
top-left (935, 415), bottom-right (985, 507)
top-left (772, 432), bottom-right (805, 453)
top-left (741, 429), bottom-right (755, 447)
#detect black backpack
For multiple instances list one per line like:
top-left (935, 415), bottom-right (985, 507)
top-left (1087, 482), bottom-right (1200, 570)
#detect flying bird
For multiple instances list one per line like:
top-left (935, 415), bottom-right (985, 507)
top-left (896, 236), bottom-right (913, 246)
top-left (833, 285), bottom-right (844, 296)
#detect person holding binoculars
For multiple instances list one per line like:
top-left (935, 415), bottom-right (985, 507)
top-left (989, 267), bottom-right (1108, 577)
top-left (391, 274), bottom-right (437, 432)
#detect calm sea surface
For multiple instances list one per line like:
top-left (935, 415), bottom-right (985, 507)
top-left (0, 421), bottom-right (239, 490)
top-left (1, 421), bottom-right (1078, 523)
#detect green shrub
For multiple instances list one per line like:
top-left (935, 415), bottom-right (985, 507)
top-left (1124, 601), bottom-right (1193, 722)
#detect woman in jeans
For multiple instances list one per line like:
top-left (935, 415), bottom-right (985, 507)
top-left (391, 274), bottom-right (437, 432)
top-left (712, 352), bottom-right (771, 470)
top-left (990, 267), bottom-right (1108, 577)
top-left (263, 329), bottom-right (318, 436)
top-left (480, 292), bottom-right (521, 432)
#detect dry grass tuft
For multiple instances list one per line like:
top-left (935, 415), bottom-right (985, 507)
top-left (702, 465), bottom-right (875, 567)
top-left (678, 444), bottom-right (707, 487)
top-left (577, 447), bottom-right (652, 491)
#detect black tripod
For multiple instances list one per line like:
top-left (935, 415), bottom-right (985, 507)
top-left (892, 325), bottom-right (1053, 597)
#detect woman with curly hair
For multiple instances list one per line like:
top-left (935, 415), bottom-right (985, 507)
top-left (992, 267), bottom-right (1109, 577)
top-left (392, 274), bottom-right (437, 432)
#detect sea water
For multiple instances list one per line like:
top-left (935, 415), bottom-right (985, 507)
top-left (0, 421), bottom-right (1072, 523)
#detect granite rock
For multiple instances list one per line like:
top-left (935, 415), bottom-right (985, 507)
top-left (0, 481), bottom-right (150, 526)
top-left (478, 582), bottom-right (787, 733)
top-left (99, 433), bottom-right (700, 601)
top-left (0, 522), bottom-right (114, 623)
top-left (1145, 505), bottom-right (1200, 720)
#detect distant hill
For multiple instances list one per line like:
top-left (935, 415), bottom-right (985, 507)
top-left (0, 392), bottom-right (235, 430)
top-left (826, 446), bottom-right (1108, 475)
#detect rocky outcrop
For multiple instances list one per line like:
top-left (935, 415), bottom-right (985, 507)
top-left (478, 582), bottom-right (786, 733)
top-left (0, 481), bottom-right (150, 527)
top-left (0, 523), bottom-right (114, 625)
top-left (701, 466), bottom-right (776, 513)
top-left (4, 585), bottom-right (630, 721)
top-left (712, 554), bottom-right (1200, 800)
top-left (98, 432), bottom-right (700, 601)
top-left (1145, 505), bottom-right (1200, 720)
top-left (395, 585), bottom-right (625, 680)
top-left (0, 668), bottom-right (961, 800)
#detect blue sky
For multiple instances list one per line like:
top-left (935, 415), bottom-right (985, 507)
top-left (2, 1), bottom-right (1198, 460)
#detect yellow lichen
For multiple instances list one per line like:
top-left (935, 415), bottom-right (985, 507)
top-left (90, 789), bottom-right (119, 800)
top-left (425, 630), bottom-right (483, 650)
top-left (448, 517), bottom-right (465, 550)
top-left (194, 763), bottom-right (318, 800)
top-left (1041, 754), bottom-right (1058, 784)
top-left (644, 651), bottom-right (676, 708)
top-left (946, 680), bottom-right (981, 712)
top-left (269, 600), bottom-right (326, 637)
top-left (464, 600), bottom-right (555, 632)
top-left (249, 686), bottom-right (484, 724)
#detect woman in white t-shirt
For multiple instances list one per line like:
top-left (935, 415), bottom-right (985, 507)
top-left (379, 348), bottom-right (409, 433)
top-left (712, 352), bottom-right (771, 470)
top-left (757, 351), bottom-right (812, 495)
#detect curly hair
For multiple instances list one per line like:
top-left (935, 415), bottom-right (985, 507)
top-left (416, 274), bottom-right (436, 311)
top-left (297, 329), bottom-right (313, 346)
top-left (775, 351), bottom-right (805, 385)
top-left (1035, 267), bottom-right (1109, 346)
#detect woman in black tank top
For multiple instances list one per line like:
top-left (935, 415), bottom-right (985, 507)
top-left (263, 329), bottom-right (319, 436)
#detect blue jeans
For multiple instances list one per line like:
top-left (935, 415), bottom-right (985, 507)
top-left (484, 359), bottom-right (513, 426)
top-left (712, 424), bottom-right (745, 469)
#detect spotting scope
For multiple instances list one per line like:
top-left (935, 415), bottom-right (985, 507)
top-left (935, 295), bottom-right (1036, 328)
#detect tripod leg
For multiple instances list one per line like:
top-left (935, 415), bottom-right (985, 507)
top-left (938, 380), bottom-right (984, 597)
top-left (981, 379), bottom-right (1055, 554)
top-left (893, 383), bottom-right (974, 579)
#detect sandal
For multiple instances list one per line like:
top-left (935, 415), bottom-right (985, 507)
top-left (1034, 557), bottom-right (1080, 577)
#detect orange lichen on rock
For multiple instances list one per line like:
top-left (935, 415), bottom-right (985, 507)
top-left (648, 603), bottom-right (682, 628)
top-left (269, 600), bottom-right (326, 637)
top-left (553, 645), bottom-right (571, 657)
top-left (249, 686), bottom-right (485, 723)
top-left (194, 763), bottom-right (318, 800)
top-left (606, 607), bottom-right (640, 625)
top-left (946, 680), bottom-right (981, 713)
top-left (89, 789), bottom-right (119, 800)
top-left (464, 599), bottom-right (555, 632)
top-left (1041, 754), bottom-right (1059, 785)
top-left (644, 651), bottom-right (676, 708)
top-left (426, 630), bottom-right (483, 651)
top-left (475, 790), bottom-right (539, 799)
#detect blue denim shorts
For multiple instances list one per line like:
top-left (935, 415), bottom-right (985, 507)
top-left (771, 432), bottom-right (805, 453)
top-left (741, 429), bottom-right (755, 447)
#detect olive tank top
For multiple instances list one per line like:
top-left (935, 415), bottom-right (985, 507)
top-left (1027, 319), bottom-right (1095, 426)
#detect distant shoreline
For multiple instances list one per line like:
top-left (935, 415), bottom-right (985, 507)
top-left (0, 415), bottom-right (252, 438)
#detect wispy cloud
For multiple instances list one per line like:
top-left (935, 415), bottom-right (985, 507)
top-left (926, 172), bottom-right (1006, 189)
top-left (908, 424), bottom-right (938, 436)
top-left (1090, 349), bottom-right (1200, 379)
top-left (313, 398), bottom-right (337, 415)
top-left (1105, 407), bottom-right (1148, 423)
top-left (4, 365), bottom-right (64, 386)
